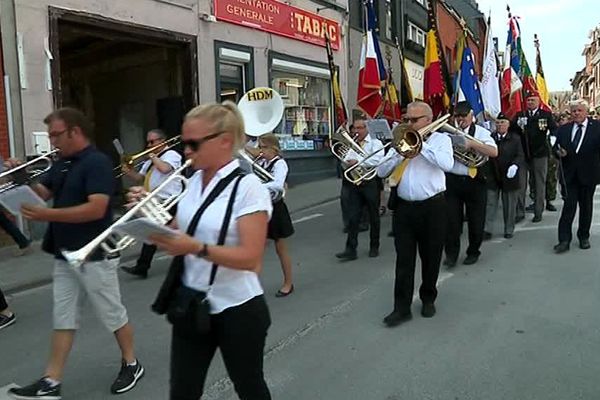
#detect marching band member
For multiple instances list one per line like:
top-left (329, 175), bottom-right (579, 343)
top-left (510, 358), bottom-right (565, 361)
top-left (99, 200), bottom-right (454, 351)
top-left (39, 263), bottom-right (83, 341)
top-left (483, 113), bottom-right (525, 240)
top-left (121, 128), bottom-right (182, 278)
top-left (257, 133), bottom-right (295, 297)
top-left (377, 101), bottom-right (454, 327)
top-left (444, 101), bottom-right (498, 267)
top-left (9, 108), bottom-right (143, 400)
top-left (336, 117), bottom-right (384, 261)
top-left (141, 102), bottom-right (273, 400)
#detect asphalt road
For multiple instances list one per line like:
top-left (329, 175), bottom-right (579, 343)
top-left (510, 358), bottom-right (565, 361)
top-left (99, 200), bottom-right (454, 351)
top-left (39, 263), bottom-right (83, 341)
top-left (2, 195), bottom-right (600, 400)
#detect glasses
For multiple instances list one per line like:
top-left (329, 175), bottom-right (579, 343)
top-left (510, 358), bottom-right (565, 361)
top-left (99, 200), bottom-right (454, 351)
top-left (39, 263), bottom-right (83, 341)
top-left (146, 139), bottom-right (161, 145)
top-left (406, 115), bottom-right (427, 123)
top-left (48, 129), bottom-right (69, 138)
top-left (182, 131), bottom-right (225, 152)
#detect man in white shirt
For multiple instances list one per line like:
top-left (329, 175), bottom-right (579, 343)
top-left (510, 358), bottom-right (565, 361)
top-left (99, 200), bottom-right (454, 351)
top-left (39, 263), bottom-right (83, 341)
top-left (121, 128), bottom-right (182, 278)
top-left (444, 101), bottom-right (498, 267)
top-left (336, 117), bottom-right (384, 261)
top-left (378, 101), bottom-right (454, 327)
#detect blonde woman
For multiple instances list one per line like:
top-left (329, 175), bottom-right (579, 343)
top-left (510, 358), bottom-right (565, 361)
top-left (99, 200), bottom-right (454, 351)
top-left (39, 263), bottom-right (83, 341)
top-left (258, 134), bottom-right (295, 297)
top-left (141, 101), bottom-right (273, 400)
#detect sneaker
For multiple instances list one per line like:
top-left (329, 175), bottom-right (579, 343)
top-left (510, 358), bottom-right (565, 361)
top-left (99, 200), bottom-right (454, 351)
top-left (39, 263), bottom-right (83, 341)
top-left (0, 312), bottom-right (16, 331)
top-left (8, 377), bottom-right (61, 399)
top-left (13, 245), bottom-right (33, 257)
top-left (110, 360), bottom-right (144, 394)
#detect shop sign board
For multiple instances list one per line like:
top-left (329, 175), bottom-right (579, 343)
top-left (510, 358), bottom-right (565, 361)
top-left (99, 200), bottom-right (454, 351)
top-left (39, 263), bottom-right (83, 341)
top-left (214, 0), bottom-right (341, 50)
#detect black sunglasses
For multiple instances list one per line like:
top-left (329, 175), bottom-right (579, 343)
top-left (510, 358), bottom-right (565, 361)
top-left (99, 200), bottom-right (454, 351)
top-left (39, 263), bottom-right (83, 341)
top-left (182, 131), bottom-right (225, 151)
top-left (406, 115), bottom-right (427, 123)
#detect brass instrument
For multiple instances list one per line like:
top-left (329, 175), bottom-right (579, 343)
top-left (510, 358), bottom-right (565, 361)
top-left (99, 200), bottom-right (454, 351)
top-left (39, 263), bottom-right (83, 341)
top-left (438, 122), bottom-right (489, 167)
top-left (329, 126), bottom-right (378, 184)
top-left (0, 149), bottom-right (58, 194)
top-left (62, 159), bottom-right (192, 268)
top-left (115, 135), bottom-right (181, 178)
top-left (342, 115), bottom-right (453, 185)
top-left (237, 149), bottom-right (275, 183)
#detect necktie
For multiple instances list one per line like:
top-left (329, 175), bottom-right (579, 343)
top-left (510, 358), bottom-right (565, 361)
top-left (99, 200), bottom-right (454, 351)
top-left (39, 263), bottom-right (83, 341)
top-left (143, 166), bottom-right (154, 191)
top-left (388, 159), bottom-right (410, 187)
top-left (572, 124), bottom-right (583, 151)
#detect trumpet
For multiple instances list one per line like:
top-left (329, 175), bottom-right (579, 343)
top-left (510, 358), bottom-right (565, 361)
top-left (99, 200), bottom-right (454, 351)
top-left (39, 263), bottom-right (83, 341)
top-left (62, 159), bottom-right (192, 268)
top-left (0, 149), bottom-right (58, 194)
top-left (329, 126), bottom-right (378, 184)
top-left (115, 135), bottom-right (181, 178)
top-left (237, 149), bottom-right (275, 183)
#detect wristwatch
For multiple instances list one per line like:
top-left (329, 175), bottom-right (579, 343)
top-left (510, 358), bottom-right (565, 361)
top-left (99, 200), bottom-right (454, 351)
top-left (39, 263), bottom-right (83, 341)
top-left (196, 243), bottom-right (209, 258)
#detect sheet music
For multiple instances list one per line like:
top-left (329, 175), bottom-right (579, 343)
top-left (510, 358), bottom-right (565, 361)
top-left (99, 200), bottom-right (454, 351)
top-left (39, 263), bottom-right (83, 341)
top-left (366, 119), bottom-right (393, 140)
top-left (115, 217), bottom-right (178, 244)
top-left (0, 185), bottom-right (46, 215)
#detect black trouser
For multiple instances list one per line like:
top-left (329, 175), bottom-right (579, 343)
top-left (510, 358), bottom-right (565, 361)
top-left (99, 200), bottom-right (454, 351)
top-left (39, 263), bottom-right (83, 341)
top-left (393, 193), bottom-right (446, 313)
top-left (558, 181), bottom-right (596, 243)
top-left (0, 212), bottom-right (30, 248)
top-left (0, 287), bottom-right (8, 311)
top-left (445, 174), bottom-right (487, 261)
top-left (136, 205), bottom-right (177, 272)
top-left (170, 295), bottom-right (271, 400)
top-left (341, 179), bottom-right (380, 251)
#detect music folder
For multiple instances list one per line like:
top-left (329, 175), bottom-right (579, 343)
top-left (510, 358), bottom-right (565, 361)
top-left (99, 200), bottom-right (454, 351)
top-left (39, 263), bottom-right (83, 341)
top-left (0, 185), bottom-right (46, 215)
top-left (115, 217), bottom-right (178, 244)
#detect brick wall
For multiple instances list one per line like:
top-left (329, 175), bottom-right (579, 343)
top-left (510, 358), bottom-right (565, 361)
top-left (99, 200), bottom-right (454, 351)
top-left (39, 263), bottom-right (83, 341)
top-left (0, 35), bottom-right (11, 158)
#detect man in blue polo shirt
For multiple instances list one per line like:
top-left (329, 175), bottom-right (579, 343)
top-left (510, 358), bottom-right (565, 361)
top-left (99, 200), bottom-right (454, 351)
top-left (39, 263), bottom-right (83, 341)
top-left (8, 108), bottom-right (144, 400)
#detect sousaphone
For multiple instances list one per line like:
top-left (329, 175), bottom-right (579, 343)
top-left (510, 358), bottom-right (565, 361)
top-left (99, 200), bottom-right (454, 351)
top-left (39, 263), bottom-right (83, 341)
top-left (237, 87), bottom-right (285, 137)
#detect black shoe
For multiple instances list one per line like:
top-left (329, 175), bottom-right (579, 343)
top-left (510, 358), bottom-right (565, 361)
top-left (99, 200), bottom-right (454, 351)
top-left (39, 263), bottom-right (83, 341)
top-left (0, 312), bottom-right (16, 331)
top-left (421, 303), bottom-right (436, 318)
top-left (579, 239), bottom-right (591, 250)
top-left (483, 231), bottom-right (492, 241)
top-left (532, 216), bottom-right (542, 223)
top-left (335, 250), bottom-right (357, 261)
top-left (383, 311), bottom-right (412, 327)
top-left (387, 230), bottom-right (395, 237)
top-left (368, 248), bottom-right (379, 258)
top-left (121, 266), bottom-right (148, 279)
top-left (111, 360), bottom-right (145, 394)
top-left (8, 377), bottom-right (62, 399)
top-left (463, 254), bottom-right (479, 265)
top-left (525, 204), bottom-right (535, 212)
top-left (358, 224), bottom-right (369, 232)
top-left (546, 202), bottom-right (557, 212)
top-left (276, 285), bottom-right (294, 297)
top-left (343, 227), bottom-right (348, 233)
top-left (443, 258), bottom-right (457, 268)
top-left (553, 242), bottom-right (570, 254)
top-left (515, 215), bottom-right (525, 223)
top-left (504, 233), bottom-right (514, 239)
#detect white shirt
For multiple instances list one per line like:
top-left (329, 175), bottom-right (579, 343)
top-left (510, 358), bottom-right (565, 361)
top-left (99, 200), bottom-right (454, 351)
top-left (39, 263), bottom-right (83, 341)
top-left (258, 157), bottom-right (288, 201)
top-left (139, 149), bottom-right (182, 199)
top-left (178, 159), bottom-right (273, 314)
top-left (343, 134), bottom-right (384, 172)
top-left (570, 118), bottom-right (589, 153)
top-left (448, 124), bottom-right (496, 176)
top-left (377, 132), bottom-right (454, 201)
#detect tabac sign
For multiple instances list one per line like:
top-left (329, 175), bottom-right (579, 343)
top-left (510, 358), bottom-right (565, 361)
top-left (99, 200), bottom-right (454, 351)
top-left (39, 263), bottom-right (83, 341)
top-left (214, 0), bottom-right (341, 50)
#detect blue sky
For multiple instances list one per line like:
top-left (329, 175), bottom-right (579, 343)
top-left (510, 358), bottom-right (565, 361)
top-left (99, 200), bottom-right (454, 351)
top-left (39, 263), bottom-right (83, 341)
top-left (475, 0), bottom-right (597, 91)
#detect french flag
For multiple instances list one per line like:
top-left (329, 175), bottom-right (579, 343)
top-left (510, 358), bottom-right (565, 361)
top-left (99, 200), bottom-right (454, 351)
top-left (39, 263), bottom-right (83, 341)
top-left (356, 1), bottom-right (384, 118)
top-left (500, 16), bottom-right (523, 117)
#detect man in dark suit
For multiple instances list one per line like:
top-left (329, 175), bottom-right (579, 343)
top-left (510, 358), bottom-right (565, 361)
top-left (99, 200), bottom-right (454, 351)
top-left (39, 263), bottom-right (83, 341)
top-left (553, 100), bottom-right (600, 253)
top-left (513, 93), bottom-right (558, 223)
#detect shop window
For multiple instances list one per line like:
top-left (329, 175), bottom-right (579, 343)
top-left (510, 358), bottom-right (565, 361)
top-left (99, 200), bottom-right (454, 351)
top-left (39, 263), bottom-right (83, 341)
top-left (271, 57), bottom-right (332, 152)
top-left (215, 42), bottom-right (254, 103)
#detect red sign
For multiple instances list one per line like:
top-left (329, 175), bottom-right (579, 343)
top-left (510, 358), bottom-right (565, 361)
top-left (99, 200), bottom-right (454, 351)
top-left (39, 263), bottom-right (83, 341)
top-left (214, 0), bottom-right (341, 50)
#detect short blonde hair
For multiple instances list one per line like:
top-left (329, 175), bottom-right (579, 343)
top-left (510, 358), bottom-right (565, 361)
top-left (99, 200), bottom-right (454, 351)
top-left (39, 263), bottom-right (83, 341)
top-left (259, 133), bottom-right (282, 156)
top-left (185, 101), bottom-right (245, 152)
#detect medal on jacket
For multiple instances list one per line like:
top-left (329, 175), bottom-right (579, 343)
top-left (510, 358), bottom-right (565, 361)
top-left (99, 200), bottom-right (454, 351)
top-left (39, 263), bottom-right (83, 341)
top-left (538, 118), bottom-right (547, 131)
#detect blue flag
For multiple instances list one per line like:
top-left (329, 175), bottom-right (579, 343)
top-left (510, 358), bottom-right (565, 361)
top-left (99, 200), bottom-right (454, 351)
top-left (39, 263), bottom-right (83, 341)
top-left (458, 47), bottom-right (484, 116)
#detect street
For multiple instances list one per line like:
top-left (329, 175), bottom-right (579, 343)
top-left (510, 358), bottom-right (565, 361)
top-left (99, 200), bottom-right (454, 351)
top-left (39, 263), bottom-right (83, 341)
top-left (2, 194), bottom-right (600, 400)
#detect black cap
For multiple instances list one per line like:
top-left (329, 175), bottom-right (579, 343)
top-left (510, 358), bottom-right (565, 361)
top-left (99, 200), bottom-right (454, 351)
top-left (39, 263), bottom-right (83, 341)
top-left (454, 101), bottom-right (472, 115)
top-left (496, 112), bottom-right (510, 121)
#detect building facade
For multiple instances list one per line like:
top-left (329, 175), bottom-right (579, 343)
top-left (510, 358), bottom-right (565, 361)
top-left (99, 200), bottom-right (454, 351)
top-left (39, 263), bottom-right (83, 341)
top-left (0, 0), bottom-right (350, 184)
top-left (571, 25), bottom-right (600, 114)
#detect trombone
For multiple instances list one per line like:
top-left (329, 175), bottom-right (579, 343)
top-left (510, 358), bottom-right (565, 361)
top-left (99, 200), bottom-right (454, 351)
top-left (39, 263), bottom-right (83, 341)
top-left (62, 159), bottom-right (191, 268)
top-left (115, 135), bottom-right (181, 178)
top-left (0, 149), bottom-right (58, 194)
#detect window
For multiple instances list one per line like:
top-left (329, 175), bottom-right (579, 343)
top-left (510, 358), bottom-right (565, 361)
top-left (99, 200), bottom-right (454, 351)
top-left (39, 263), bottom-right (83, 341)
top-left (415, 0), bottom-right (428, 7)
top-left (383, 0), bottom-right (393, 41)
top-left (407, 21), bottom-right (426, 47)
top-left (215, 42), bottom-right (254, 103)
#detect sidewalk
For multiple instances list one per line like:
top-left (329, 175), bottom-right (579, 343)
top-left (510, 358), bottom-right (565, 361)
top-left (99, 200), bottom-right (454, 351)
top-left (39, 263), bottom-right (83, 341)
top-left (1, 177), bottom-right (341, 294)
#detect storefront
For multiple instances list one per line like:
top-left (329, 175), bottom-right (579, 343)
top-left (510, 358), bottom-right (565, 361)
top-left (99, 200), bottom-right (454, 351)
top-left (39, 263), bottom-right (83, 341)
top-left (212, 0), bottom-right (347, 184)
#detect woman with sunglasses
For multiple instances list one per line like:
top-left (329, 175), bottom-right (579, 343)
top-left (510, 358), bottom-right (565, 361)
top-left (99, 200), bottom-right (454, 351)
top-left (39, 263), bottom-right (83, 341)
top-left (136, 101), bottom-right (273, 400)
top-left (257, 133), bottom-right (295, 297)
